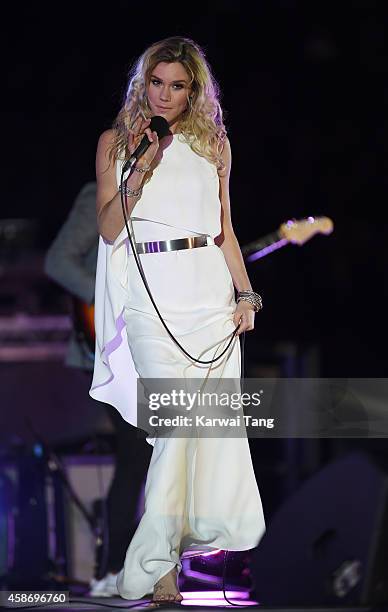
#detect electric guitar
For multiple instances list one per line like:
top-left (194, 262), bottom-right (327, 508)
top-left (72, 299), bottom-right (95, 355)
top-left (241, 215), bottom-right (333, 261)
top-left (72, 216), bottom-right (334, 353)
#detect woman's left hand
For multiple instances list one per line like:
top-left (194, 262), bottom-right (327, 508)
top-left (233, 300), bottom-right (256, 335)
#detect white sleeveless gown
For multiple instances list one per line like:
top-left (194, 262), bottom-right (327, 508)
top-left (90, 134), bottom-right (266, 599)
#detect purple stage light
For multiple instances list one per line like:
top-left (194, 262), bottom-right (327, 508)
top-left (200, 548), bottom-right (222, 557)
top-left (181, 590), bottom-right (257, 606)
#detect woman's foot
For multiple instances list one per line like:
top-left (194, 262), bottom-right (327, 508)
top-left (152, 566), bottom-right (183, 604)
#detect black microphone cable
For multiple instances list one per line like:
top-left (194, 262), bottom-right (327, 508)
top-left (220, 329), bottom-right (249, 608)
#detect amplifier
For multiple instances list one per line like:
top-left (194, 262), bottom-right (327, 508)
top-left (61, 455), bottom-right (114, 583)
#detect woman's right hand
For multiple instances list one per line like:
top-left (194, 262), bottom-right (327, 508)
top-left (128, 116), bottom-right (160, 168)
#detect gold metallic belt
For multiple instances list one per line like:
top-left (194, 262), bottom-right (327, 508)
top-left (135, 234), bottom-right (215, 254)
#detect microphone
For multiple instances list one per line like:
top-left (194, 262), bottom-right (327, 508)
top-left (122, 115), bottom-right (171, 173)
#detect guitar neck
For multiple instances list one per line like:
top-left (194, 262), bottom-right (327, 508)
top-left (241, 230), bottom-right (288, 261)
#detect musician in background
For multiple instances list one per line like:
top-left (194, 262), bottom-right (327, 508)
top-left (44, 182), bottom-right (152, 597)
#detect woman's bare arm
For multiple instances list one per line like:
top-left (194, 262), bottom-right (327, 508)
top-left (217, 138), bottom-right (252, 292)
top-left (217, 137), bottom-right (258, 334)
top-left (95, 129), bottom-right (145, 242)
top-left (96, 119), bottom-right (160, 242)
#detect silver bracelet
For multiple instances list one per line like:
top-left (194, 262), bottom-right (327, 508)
top-left (118, 184), bottom-right (143, 198)
top-left (237, 290), bottom-right (263, 312)
top-left (133, 162), bottom-right (151, 173)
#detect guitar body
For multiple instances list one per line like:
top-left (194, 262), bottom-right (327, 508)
top-left (72, 298), bottom-right (95, 353)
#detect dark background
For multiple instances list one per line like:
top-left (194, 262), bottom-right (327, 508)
top-left (3, 0), bottom-right (387, 379)
top-left (1, 0), bottom-right (388, 591)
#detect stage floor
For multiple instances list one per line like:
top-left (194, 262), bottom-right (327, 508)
top-left (0, 590), bottom-right (377, 612)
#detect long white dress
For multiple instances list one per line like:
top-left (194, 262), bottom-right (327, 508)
top-left (90, 133), bottom-right (266, 599)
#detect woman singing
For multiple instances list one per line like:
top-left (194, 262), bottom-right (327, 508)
top-left (90, 36), bottom-right (266, 604)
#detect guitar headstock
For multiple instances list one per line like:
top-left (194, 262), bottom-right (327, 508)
top-left (279, 216), bottom-right (334, 245)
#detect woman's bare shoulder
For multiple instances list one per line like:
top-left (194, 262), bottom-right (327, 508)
top-left (221, 135), bottom-right (231, 154)
top-left (97, 129), bottom-right (116, 153)
top-left (218, 136), bottom-right (231, 178)
top-left (96, 129), bottom-right (116, 174)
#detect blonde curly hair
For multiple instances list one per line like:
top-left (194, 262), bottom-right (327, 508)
top-left (109, 36), bottom-right (227, 171)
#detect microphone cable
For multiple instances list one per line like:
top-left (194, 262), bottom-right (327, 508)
top-left (221, 331), bottom-right (249, 607)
